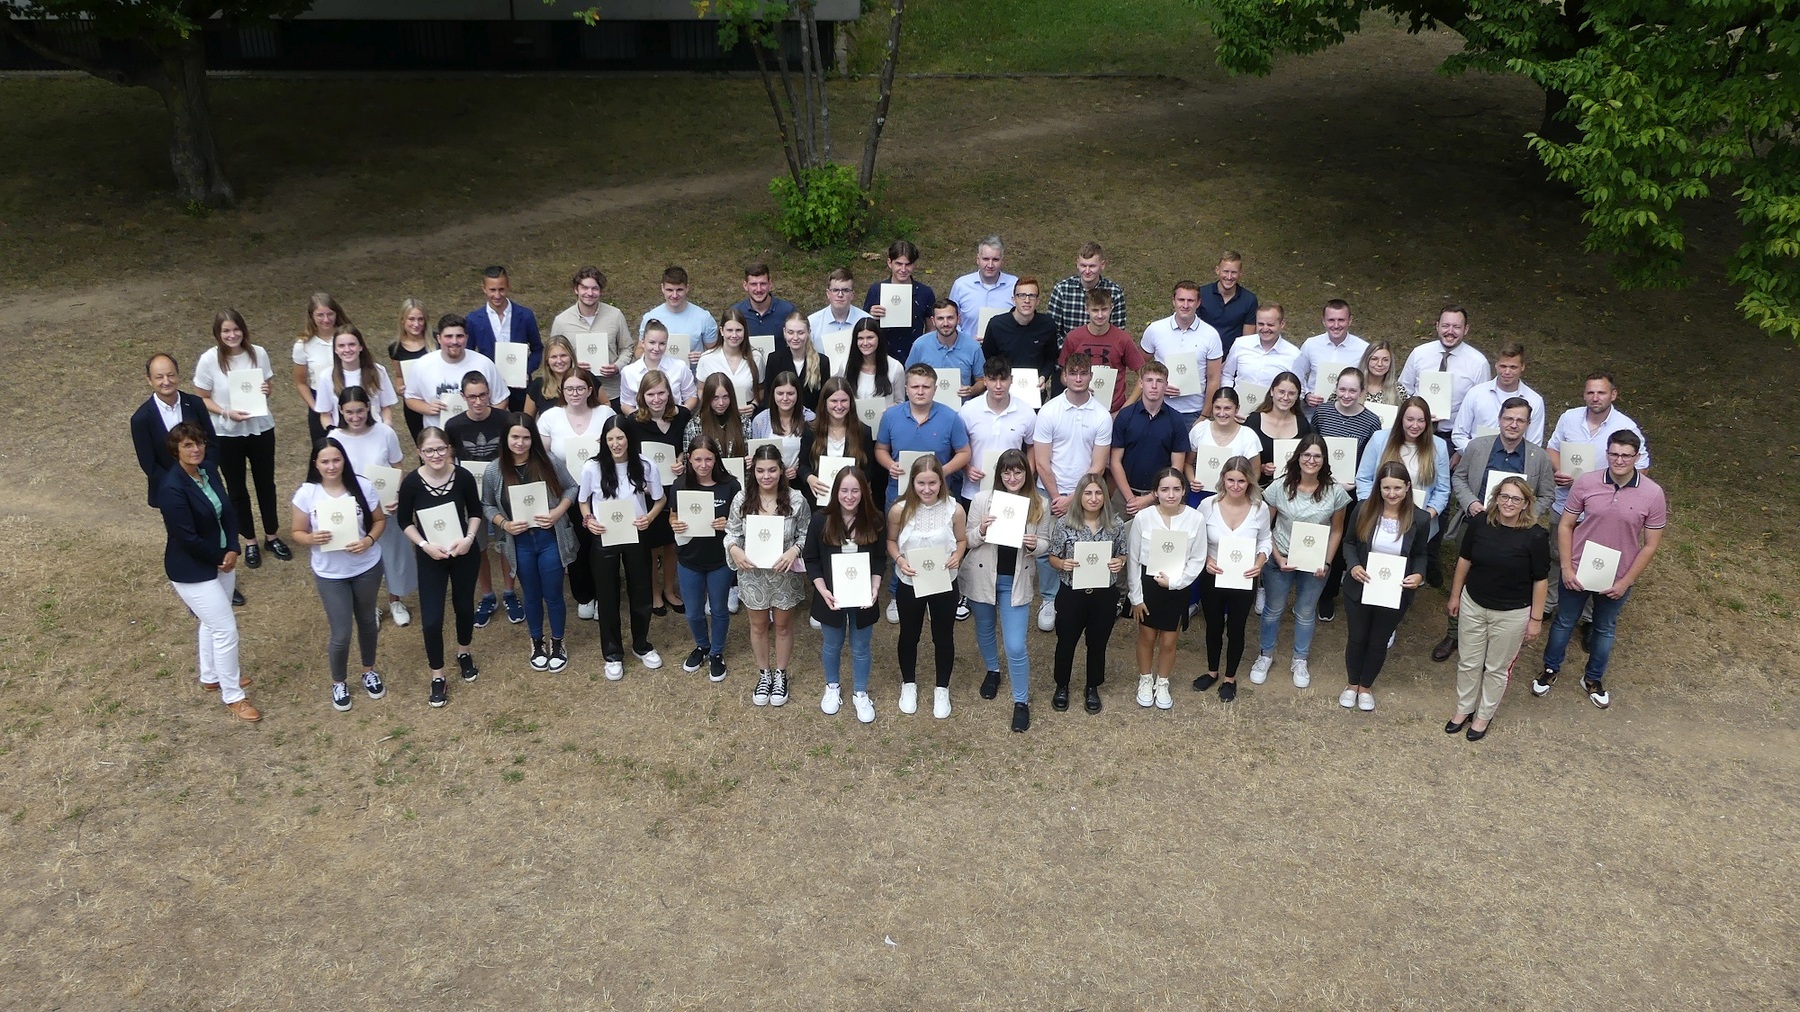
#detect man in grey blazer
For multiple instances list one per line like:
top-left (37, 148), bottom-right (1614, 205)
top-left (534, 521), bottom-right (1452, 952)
top-left (1433, 397), bottom-right (1555, 660)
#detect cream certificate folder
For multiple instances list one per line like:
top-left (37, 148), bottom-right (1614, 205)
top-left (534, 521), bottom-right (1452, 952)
top-left (1089, 366), bottom-right (1118, 408)
top-left (977, 307), bottom-right (1004, 341)
top-left (1144, 528), bottom-right (1189, 583)
top-left (722, 456), bottom-right (746, 485)
top-left (745, 515), bottom-right (785, 569)
top-left (1561, 441), bottom-right (1600, 480)
top-left (364, 465), bottom-right (402, 508)
top-left (1233, 382), bottom-right (1268, 419)
top-left (1012, 368), bottom-right (1041, 410)
top-left (856, 397), bottom-right (884, 429)
top-left (563, 435), bottom-right (600, 472)
top-left (508, 481), bottom-right (548, 524)
top-left (226, 368), bottom-right (268, 417)
top-left (645, 443), bottom-right (677, 485)
top-left (675, 489), bottom-right (713, 546)
top-left (1362, 551), bottom-right (1407, 609)
top-left (1324, 436), bottom-right (1359, 477)
top-left (595, 499), bottom-right (639, 547)
top-left (976, 449), bottom-right (1004, 493)
top-left (897, 449), bottom-right (932, 483)
top-left (459, 460), bottom-right (490, 483)
top-left (907, 545), bottom-right (954, 597)
top-left (1072, 542), bottom-right (1112, 590)
top-left (575, 333), bottom-right (608, 370)
top-left (815, 456), bottom-right (857, 506)
top-left (879, 283), bottom-right (912, 329)
top-left (1484, 470), bottom-right (1528, 501)
top-left (748, 334), bottom-right (776, 359)
top-left (1577, 541), bottom-right (1621, 592)
top-left (1368, 401), bottom-right (1399, 429)
top-left (1418, 370), bottom-right (1453, 421)
top-left (1315, 359), bottom-right (1358, 396)
top-left (312, 494), bottom-right (362, 553)
top-left (985, 490), bottom-right (1030, 548)
top-left (824, 332), bottom-right (853, 367)
top-left (1192, 445), bottom-right (1230, 492)
top-left (934, 372), bottom-right (961, 408)
top-left (1213, 536), bottom-right (1257, 590)
top-left (1272, 438), bottom-right (1301, 473)
top-left (1286, 521), bottom-right (1332, 574)
top-left (745, 437), bottom-right (783, 461)
top-left (665, 332), bottom-right (692, 363)
top-left (1165, 352), bottom-right (1201, 398)
top-left (416, 502), bottom-right (463, 549)
top-left (437, 390), bottom-right (467, 422)
top-left (496, 343), bottom-right (529, 388)
top-left (831, 552), bottom-right (874, 609)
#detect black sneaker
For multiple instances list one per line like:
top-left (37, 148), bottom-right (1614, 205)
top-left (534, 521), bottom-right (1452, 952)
top-left (683, 647), bottom-right (707, 673)
top-left (473, 593), bottom-right (498, 629)
top-left (979, 670), bottom-right (1001, 700)
top-left (456, 653), bottom-right (479, 682)
top-left (1584, 678), bottom-right (1611, 709)
top-left (1316, 596), bottom-right (1336, 623)
top-left (955, 597), bottom-right (972, 622)
top-left (530, 638), bottom-right (550, 671)
top-left (1011, 702), bottom-right (1030, 733)
top-left (708, 654), bottom-right (727, 682)
top-left (429, 677), bottom-right (448, 708)
top-left (1218, 680), bottom-right (1237, 703)
top-left (769, 669), bottom-right (790, 706)
top-left (231, 589), bottom-right (247, 607)
top-left (362, 670), bottom-right (385, 699)
top-left (242, 542), bottom-right (262, 569)
top-left (1532, 666), bottom-right (1559, 697)
top-left (331, 681), bottom-right (352, 712)
top-left (1192, 673), bottom-right (1219, 692)
top-left (547, 638), bottom-right (568, 672)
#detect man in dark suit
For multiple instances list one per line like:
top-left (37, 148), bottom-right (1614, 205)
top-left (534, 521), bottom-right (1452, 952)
top-left (464, 265), bottom-right (542, 413)
top-left (132, 352), bottom-right (248, 605)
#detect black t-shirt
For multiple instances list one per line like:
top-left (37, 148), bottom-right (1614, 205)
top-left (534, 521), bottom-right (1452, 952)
top-left (1458, 519), bottom-right (1550, 611)
top-left (445, 410), bottom-right (512, 464)
top-left (984, 312), bottom-right (1059, 374)
top-left (673, 474), bottom-right (740, 571)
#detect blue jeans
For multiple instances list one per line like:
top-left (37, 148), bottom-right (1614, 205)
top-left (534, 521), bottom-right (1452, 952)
top-left (512, 527), bottom-right (566, 641)
top-left (678, 563), bottom-right (733, 654)
top-left (820, 618), bottom-right (874, 692)
top-left (1542, 586), bottom-right (1632, 681)
top-left (970, 575), bottom-right (1032, 702)
top-left (1259, 563), bottom-right (1327, 660)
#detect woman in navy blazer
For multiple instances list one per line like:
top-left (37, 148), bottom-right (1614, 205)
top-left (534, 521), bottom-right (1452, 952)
top-left (1337, 460), bottom-right (1431, 713)
top-left (159, 422), bottom-right (261, 721)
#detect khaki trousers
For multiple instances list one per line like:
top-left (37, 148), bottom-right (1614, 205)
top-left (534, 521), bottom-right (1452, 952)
top-left (1455, 591), bottom-right (1527, 721)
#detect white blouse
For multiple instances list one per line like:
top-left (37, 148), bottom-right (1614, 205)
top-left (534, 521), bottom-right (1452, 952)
top-left (1126, 505), bottom-right (1209, 604)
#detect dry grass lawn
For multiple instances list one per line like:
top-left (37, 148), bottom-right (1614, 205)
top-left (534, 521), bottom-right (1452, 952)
top-left (2, 24), bottom-right (1796, 1010)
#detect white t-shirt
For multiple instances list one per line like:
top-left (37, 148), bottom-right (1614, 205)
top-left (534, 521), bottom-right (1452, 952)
top-left (695, 348), bottom-right (764, 408)
top-left (292, 478), bottom-right (383, 580)
top-left (578, 456), bottom-right (665, 520)
top-left (1033, 393), bottom-right (1113, 495)
top-left (194, 344), bottom-right (275, 437)
top-left (402, 350), bottom-right (509, 429)
top-left (328, 423), bottom-right (404, 477)
top-left (847, 357), bottom-right (907, 406)
top-left (536, 404), bottom-right (618, 468)
top-left (313, 363), bottom-right (399, 424)
top-left (292, 336), bottom-right (335, 406)
top-left (618, 354), bottom-right (698, 412)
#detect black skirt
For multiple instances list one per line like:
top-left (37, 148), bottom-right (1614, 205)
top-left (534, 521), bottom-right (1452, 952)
top-left (642, 506), bottom-right (676, 549)
top-left (1139, 567), bottom-right (1189, 632)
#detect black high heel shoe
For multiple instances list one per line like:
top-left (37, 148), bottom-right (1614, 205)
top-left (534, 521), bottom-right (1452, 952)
top-left (1465, 723), bottom-right (1490, 742)
top-left (1444, 715), bottom-right (1472, 735)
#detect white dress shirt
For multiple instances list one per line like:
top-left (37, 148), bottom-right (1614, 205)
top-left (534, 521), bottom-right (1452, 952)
top-left (1451, 378), bottom-right (1547, 449)
top-left (1397, 340), bottom-right (1492, 432)
top-left (1221, 337), bottom-right (1303, 391)
top-left (1293, 332), bottom-right (1370, 397)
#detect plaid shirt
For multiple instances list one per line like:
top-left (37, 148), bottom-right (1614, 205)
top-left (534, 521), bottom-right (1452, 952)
top-left (1046, 275), bottom-right (1126, 346)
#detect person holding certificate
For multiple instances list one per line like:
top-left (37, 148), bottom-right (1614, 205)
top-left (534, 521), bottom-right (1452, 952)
top-left (193, 308), bottom-right (285, 572)
top-left (694, 309), bottom-right (763, 419)
top-left (842, 319), bottom-right (906, 420)
top-left (388, 298), bottom-right (435, 444)
top-left (1192, 457), bottom-right (1272, 701)
top-left (804, 467), bottom-right (888, 722)
top-left (861, 239), bottom-right (935, 362)
top-left (1444, 476), bottom-right (1550, 738)
top-left (290, 437), bottom-right (387, 713)
top-left (480, 415), bottom-right (579, 673)
top-left (1358, 341), bottom-right (1399, 409)
top-left (327, 387), bottom-right (415, 627)
top-left (157, 422), bottom-right (260, 722)
top-left (1309, 367), bottom-right (1384, 624)
top-left (670, 435), bottom-right (741, 682)
top-left (1187, 388), bottom-right (1265, 502)
top-left (797, 377), bottom-right (882, 510)
top-left (313, 325), bottom-right (398, 430)
top-left (683, 375), bottom-right (752, 465)
top-left (523, 336), bottom-right (581, 417)
top-left (1250, 435), bottom-right (1350, 691)
top-left (292, 292), bottom-right (349, 447)
top-left (726, 445), bottom-right (810, 707)
top-left (1126, 469), bottom-right (1207, 711)
top-left (962, 448), bottom-right (1054, 731)
top-left (1045, 474), bottom-right (1130, 714)
top-left (762, 313), bottom-right (834, 412)
top-left (578, 417), bottom-right (666, 681)
top-left (537, 368), bottom-right (617, 622)
top-left (750, 371), bottom-right (816, 483)
top-left (1245, 371), bottom-right (1312, 484)
top-left (625, 369), bottom-right (694, 617)
top-left (1534, 430), bottom-right (1666, 710)
top-left (886, 455), bottom-right (968, 718)
top-left (1339, 462), bottom-right (1431, 712)
top-left (397, 426), bottom-right (484, 707)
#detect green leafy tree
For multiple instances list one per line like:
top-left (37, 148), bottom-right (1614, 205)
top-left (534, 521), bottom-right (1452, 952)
top-left (2, 1), bottom-right (311, 208)
top-left (1203, 0), bottom-right (1800, 338)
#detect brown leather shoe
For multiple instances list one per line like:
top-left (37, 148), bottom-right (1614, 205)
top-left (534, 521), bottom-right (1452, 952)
top-left (200, 675), bottom-right (253, 691)
top-left (1431, 635), bottom-right (1457, 662)
top-left (225, 700), bottom-right (262, 722)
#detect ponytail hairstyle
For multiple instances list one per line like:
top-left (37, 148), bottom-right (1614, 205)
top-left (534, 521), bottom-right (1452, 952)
top-left (306, 436), bottom-right (377, 535)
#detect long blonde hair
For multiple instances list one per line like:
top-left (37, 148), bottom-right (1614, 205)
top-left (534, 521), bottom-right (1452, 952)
top-left (395, 297), bottom-right (433, 352)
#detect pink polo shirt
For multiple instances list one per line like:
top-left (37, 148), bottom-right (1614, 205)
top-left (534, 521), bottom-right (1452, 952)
top-left (1565, 469), bottom-right (1666, 575)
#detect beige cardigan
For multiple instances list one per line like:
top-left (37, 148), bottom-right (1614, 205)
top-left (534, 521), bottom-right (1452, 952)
top-left (961, 488), bottom-right (1054, 607)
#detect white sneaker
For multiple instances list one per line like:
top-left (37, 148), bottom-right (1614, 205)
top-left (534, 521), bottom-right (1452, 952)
top-left (1291, 659), bottom-right (1311, 688)
top-left (899, 682), bottom-right (917, 714)
top-left (1358, 691), bottom-right (1376, 712)
top-left (1153, 677), bottom-right (1172, 710)
top-left (809, 616), bottom-right (822, 631)
top-left (1387, 630), bottom-right (1396, 650)
top-left (389, 599), bottom-right (411, 626)
top-left (852, 691), bottom-right (876, 723)
top-left (1136, 673), bottom-right (1156, 708)
top-left (1249, 655), bottom-right (1273, 685)
top-left (603, 660), bottom-right (624, 680)
top-left (1338, 687), bottom-right (1358, 709)
top-left (886, 599), bottom-right (900, 625)
top-left (1254, 586), bottom-right (1265, 615)
top-left (820, 682), bottom-right (841, 715)
top-left (635, 647), bottom-right (663, 670)
top-left (1037, 599), bottom-right (1057, 632)
top-left (577, 601), bottom-right (597, 621)
top-left (933, 686), bottom-right (951, 719)
top-left (727, 587), bottom-right (740, 614)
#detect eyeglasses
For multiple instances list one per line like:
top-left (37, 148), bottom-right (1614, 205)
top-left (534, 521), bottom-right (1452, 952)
top-left (828, 286), bottom-right (854, 295)
top-left (1298, 453), bottom-right (1325, 462)
top-left (564, 385), bottom-right (590, 395)
top-left (1015, 292), bottom-right (1040, 299)
top-left (1495, 493), bottom-right (1525, 504)
top-left (1605, 451), bottom-right (1637, 460)
top-left (420, 446), bottom-right (450, 456)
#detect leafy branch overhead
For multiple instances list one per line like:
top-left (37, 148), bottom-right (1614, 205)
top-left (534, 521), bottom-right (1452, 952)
top-left (1202, 0), bottom-right (1800, 339)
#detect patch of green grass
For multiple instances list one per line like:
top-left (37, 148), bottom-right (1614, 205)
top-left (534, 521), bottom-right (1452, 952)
top-left (500, 770), bottom-right (525, 784)
top-left (857, 1), bottom-right (1223, 77)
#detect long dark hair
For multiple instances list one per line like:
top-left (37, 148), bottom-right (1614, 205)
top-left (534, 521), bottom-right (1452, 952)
top-left (597, 415), bottom-right (650, 500)
top-left (743, 443), bottom-right (794, 517)
top-left (809, 376), bottom-right (869, 469)
top-left (1280, 433), bottom-right (1336, 501)
top-left (501, 413), bottom-right (565, 501)
top-left (684, 434), bottom-right (729, 491)
top-left (824, 466), bottom-right (883, 547)
top-left (697, 374), bottom-right (748, 456)
top-left (765, 370), bottom-right (808, 436)
top-left (307, 436), bottom-right (376, 535)
top-left (842, 319), bottom-right (892, 398)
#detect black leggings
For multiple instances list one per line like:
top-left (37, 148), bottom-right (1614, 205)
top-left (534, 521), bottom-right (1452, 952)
top-left (568, 526), bottom-right (597, 606)
top-left (1200, 576), bottom-right (1255, 678)
top-left (592, 542), bottom-right (652, 660)
top-left (1053, 584), bottom-right (1119, 690)
top-left (896, 582), bottom-right (957, 687)
top-left (217, 430), bottom-right (279, 541)
top-left (416, 547), bottom-right (479, 669)
top-left (1343, 595), bottom-right (1405, 688)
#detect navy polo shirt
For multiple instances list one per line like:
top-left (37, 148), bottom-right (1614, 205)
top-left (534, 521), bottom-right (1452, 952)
top-left (862, 280), bottom-right (937, 362)
top-left (1199, 282), bottom-right (1260, 357)
top-left (731, 296), bottom-right (798, 337)
top-left (876, 401), bottom-right (970, 501)
top-left (1111, 400), bottom-right (1191, 493)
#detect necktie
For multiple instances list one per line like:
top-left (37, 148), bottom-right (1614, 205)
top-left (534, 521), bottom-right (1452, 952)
top-left (1439, 345), bottom-right (1452, 370)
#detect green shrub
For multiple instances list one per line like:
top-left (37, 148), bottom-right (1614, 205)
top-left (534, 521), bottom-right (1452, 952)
top-left (769, 163), bottom-right (872, 250)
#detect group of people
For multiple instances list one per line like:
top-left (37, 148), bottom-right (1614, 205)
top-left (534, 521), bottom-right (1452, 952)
top-left (133, 239), bottom-right (1666, 737)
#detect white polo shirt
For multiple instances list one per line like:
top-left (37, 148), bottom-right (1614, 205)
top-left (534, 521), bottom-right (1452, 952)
top-left (1140, 313), bottom-right (1224, 415)
top-left (1033, 392), bottom-right (1113, 495)
top-left (959, 394), bottom-right (1038, 496)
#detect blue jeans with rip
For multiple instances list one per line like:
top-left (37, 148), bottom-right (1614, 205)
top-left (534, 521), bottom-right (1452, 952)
top-left (970, 575), bottom-right (1032, 702)
top-left (1542, 586), bottom-right (1632, 682)
top-left (1259, 563), bottom-right (1328, 660)
top-left (677, 562), bottom-right (733, 655)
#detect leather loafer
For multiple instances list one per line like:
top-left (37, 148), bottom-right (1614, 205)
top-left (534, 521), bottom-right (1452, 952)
top-left (1051, 687), bottom-right (1070, 711)
top-left (242, 542), bottom-right (262, 569)
top-left (265, 536), bottom-right (293, 562)
top-left (225, 699), bottom-right (262, 722)
top-left (1431, 635), bottom-right (1457, 662)
top-left (980, 670), bottom-right (1001, 700)
top-left (231, 589), bottom-right (247, 607)
top-left (1084, 686), bottom-right (1102, 714)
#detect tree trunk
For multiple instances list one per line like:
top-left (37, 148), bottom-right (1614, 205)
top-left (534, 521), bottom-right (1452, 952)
top-left (1537, 86), bottom-right (1581, 148)
top-left (858, 0), bottom-right (905, 192)
top-left (799, 1), bottom-right (830, 162)
top-left (152, 34), bottom-right (235, 208)
top-left (750, 41), bottom-right (805, 188)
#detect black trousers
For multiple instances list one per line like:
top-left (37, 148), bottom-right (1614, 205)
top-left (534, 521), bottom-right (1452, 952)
top-left (217, 430), bottom-right (279, 541)
top-left (304, 411), bottom-right (328, 449)
top-left (1200, 575), bottom-right (1256, 678)
top-left (1053, 584), bottom-right (1119, 690)
top-left (896, 582), bottom-right (956, 687)
top-left (1343, 594), bottom-right (1406, 687)
top-left (1321, 492), bottom-right (1356, 604)
top-left (416, 548), bottom-right (479, 669)
top-left (568, 526), bottom-right (597, 606)
top-left (592, 542), bottom-right (652, 660)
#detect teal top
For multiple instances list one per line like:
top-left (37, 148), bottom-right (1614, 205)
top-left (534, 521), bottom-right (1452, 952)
top-left (194, 469), bottom-right (228, 549)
